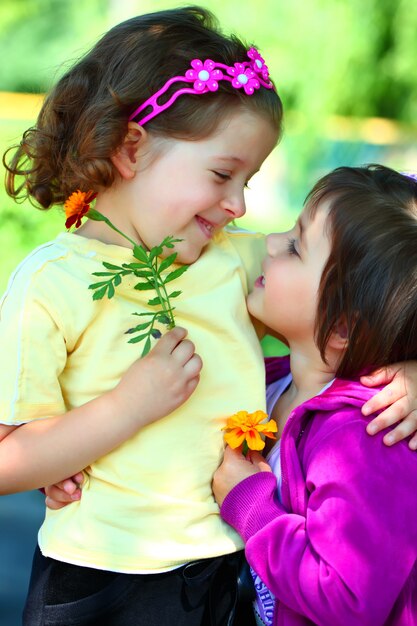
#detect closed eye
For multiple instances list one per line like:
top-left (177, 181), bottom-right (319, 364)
top-left (286, 238), bottom-right (299, 256)
top-left (213, 171), bottom-right (231, 181)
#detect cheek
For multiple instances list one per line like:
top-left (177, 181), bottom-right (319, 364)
top-left (264, 267), bottom-right (314, 317)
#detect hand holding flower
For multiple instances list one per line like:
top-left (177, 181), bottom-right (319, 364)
top-left (109, 326), bottom-right (202, 429)
top-left (212, 445), bottom-right (272, 507)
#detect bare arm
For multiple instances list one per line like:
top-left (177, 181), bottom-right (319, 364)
top-left (0, 327), bottom-right (201, 494)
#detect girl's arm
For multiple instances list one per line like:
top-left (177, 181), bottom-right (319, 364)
top-left (0, 327), bottom-right (201, 494)
top-left (361, 360), bottom-right (417, 449)
top-left (213, 426), bottom-right (417, 626)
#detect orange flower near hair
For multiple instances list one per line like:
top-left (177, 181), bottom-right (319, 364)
top-left (64, 190), bottom-right (97, 229)
top-left (222, 410), bottom-right (277, 452)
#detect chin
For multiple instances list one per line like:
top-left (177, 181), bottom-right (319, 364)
top-left (176, 244), bottom-right (205, 265)
top-left (246, 292), bottom-right (259, 316)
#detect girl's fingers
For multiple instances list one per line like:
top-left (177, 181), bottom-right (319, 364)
top-left (360, 364), bottom-right (400, 388)
top-left (172, 339), bottom-right (196, 364)
top-left (362, 381), bottom-right (405, 416)
top-left (72, 472), bottom-right (84, 486)
top-left (44, 485), bottom-right (81, 508)
top-left (366, 398), bottom-right (410, 434)
top-left (45, 496), bottom-right (68, 510)
top-left (248, 450), bottom-right (272, 472)
top-left (408, 432), bottom-right (417, 451)
top-left (153, 326), bottom-right (188, 355)
top-left (381, 414), bottom-right (417, 447)
top-left (183, 354), bottom-right (203, 378)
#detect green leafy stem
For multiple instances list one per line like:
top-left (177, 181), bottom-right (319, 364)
top-left (86, 208), bottom-right (188, 356)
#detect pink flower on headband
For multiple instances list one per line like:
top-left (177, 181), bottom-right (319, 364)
top-left (185, 59), bottom-right (223, 92)
top-left (247, 47), bottom-right (270, 82)
top-left (227, 64), bottom-right (260, 95)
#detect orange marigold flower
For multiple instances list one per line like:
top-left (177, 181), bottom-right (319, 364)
top-left (64, 190), bottom-right (97, 229)
top-left (222, 410), bottom-right (277, 451)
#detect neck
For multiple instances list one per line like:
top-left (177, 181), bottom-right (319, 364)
top-left (285, 339), bottom-right (338, 404)
top-left (76, 186), bottom-right (144, 249)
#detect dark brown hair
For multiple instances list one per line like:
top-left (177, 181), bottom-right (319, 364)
top-left (3, 6), bottom-right (283, 209)
top-left (306, 164), bottom-right (417, 378)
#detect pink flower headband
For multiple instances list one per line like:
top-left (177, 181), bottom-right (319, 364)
top-left (129, 47), bottom-right (275, 126)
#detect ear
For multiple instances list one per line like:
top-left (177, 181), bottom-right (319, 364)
top-left (327, 319), bottom-right (349, 351)
top-left (111, 121), bottom-right (148, 180)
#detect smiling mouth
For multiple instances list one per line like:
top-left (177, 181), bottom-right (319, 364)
top-left (196, 215), bottom-right (216, 238)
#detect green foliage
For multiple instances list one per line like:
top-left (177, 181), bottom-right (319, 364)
top-left (87, 224), bottom-right (188, 357)
top-left (1, 0), bottom-right (417, 122)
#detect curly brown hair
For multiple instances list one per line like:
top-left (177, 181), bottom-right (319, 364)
top-left (3, 6), bottom-right (283, 210)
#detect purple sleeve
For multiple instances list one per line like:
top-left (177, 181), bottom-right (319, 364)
top-left (221, 472), bottom-right (285, 541)
top-left (220, 418), bottom-right (417, 625)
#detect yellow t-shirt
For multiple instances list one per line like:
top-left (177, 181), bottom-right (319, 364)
top-left (0, 227), bottom-right (266, 572)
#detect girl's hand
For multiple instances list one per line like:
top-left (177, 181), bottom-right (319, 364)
top-left (44, 327), bottom-right (202, 509)
top-left (44, 473), bottom-right (84, 510)
top-left (361, 361), bottom-right (417, 450)
top-left (212, 446), bottom-right (272, 507)
top-left (110, 326), bottom-right (202, 428)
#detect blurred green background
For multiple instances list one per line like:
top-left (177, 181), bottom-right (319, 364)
top-left (0, 1), bottom-right (417, 623)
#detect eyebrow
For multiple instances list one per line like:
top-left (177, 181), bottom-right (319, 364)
top-left (215, 156), bottom-right (245, 165)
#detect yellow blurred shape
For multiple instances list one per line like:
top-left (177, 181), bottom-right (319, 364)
top-left (0, 91), bottom-right (43, 120)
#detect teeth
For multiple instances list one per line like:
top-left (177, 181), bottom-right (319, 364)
top-left (198, 216), bottom-right (214, 231)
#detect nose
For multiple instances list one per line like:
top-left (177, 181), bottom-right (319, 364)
top-left (266, 232), bottom-right (281, 255)
top-left (220, 191), bottom-right (246, 219)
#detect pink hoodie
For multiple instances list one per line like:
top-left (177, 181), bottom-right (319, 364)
top-left (221, 357), bottom-right (417, 625)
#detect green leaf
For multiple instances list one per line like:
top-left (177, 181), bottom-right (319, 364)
top-left (156, 314), bottom-right (172, 325)
top-left (164, 265), bottom-right (189, 283)
top-left (107, 283), bottom-right (115, 298)
top-left (161, 236), bottom-right (182, 248)
top-left (141, 337), bottom-right (152, 356)
top-left (102, 261), bottom-right (123, 270)
top-left (125, 321), bottom-right (152, 333)
top-left (158, 253), bottom-right (177, 273)
top-left (127, 332), bottom-right (148, 343)
top-left (114, 274), bottom-right (122, 286)
top-left (132, 312), bottom-right (158, 318)
top-left (147, 296), bottom-right (162, 306)
top-left (134, 281), bottom-right (156, 291)
top-left (133, 270), bottom-right (154, 278)
top-left (88, 281), bottom-right (109, 289)
top-left (133, 245), bottom-right (148, 263)
top-left (92, 271), bottom-right (118, 276)
top-left (168, 290), bottom-right (181, 299)
top-left (149, 245), bottom-right (163, 261)
top-left (92, 285), bottom-right (108, 300)
top-left (123, 262), bottom-right (147, 270)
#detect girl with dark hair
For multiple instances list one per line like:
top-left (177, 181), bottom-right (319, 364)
top-left (213, 165), bottom-right (417, 626)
